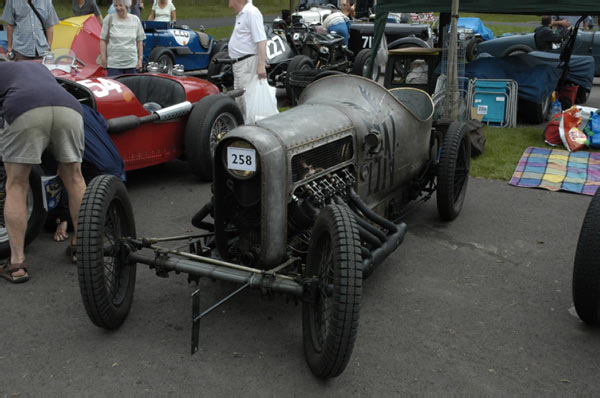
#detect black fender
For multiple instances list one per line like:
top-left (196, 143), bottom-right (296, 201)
top-left (169, 46), bottom-right (193, 56)
top-left (388, 36), bottom-right (431, 49)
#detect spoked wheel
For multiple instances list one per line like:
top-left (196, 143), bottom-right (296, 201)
top-left (572, 188), bottom-right (600, 326)
top-left (184, 95), bottom-right (244, 181)
top-left (77, 175), bottom-right (137, 330)
top-left (148, 47), bottom-right (174, 73)
top-left (0, 164), bottom-right (47, 258)
top-left (303, 205), bottom-right (362, 378)
top-left (436, 121), bottom-right (471, 221)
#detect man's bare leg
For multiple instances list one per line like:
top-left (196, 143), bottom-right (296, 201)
top-left (4, 162), bottom-right (32, 277)
top-left (58, 162), bottom-right (86, 246)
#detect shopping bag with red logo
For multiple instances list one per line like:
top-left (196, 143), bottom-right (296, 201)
top-left (559, 107), bottom-right (587, 152)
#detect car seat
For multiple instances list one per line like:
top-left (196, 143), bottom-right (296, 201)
top-left (115, 75), bottom-right (186, 108)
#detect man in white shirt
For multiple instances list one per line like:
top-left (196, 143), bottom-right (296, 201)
top-left (228, 0), bottom-right (267, 118)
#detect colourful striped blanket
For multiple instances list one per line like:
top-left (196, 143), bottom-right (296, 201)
top-left (509, 147), bottom-right (600, 196)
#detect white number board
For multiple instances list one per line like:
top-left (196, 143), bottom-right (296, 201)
top-left (227, 147), bottom-right (256, 172)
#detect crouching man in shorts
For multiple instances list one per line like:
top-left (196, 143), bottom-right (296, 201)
top-left (0, 55), bottom-right (86, 283)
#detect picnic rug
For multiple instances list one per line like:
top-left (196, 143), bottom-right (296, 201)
top-left (509, 147), bottom-right (600, 196)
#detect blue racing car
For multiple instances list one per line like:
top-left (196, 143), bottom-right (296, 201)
top-left (142, 21), bottom-right (227, 72)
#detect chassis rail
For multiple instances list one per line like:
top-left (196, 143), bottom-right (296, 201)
top-left (127, 251), bottom-right (304, 296)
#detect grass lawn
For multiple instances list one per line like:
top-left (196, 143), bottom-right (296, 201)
top-left (471, 126), bottom-right (552, 181)
top-left (487, 24), bottom-right (533, 37)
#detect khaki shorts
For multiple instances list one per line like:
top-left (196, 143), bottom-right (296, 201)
top-left (0, 106), bottom-right (84, 164)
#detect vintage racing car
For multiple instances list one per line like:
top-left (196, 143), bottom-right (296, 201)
top-left (290, 0), bottom-right (433, 81)
top-left (0, 48), bottom-right (243, 258)
top-left (143, 21), bottom-right (226, 73)
top-left (475, 22), bottom-right (600, 79)
top-left (208, 19), bottom-right (353, 95)
top-left (74, 74), bottom-right (471, 378)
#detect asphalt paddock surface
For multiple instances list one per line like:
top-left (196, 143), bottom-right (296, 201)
top-left (2, 85), bottom-right (600, 396)
top-left (1, 163), bottom-right (599, 395)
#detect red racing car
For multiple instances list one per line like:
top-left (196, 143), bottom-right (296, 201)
top-left (0, 48), bottom-right (244, 258)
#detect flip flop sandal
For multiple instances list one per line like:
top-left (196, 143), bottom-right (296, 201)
top-left (66, 244), bottom-right (77, 264)
top-left (0, 262), bottom-right (29, 284)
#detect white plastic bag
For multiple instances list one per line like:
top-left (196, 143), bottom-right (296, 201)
top-left (375, 35), bottom-right (388, 67)
top-left (244, 76), bottom-right (278, 124)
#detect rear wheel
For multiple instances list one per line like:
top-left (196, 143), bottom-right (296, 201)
top-left (77, 175), bottom-right (137, 330)
top-left (436, 121), bottom-right (471, 221)
top-left (303, 205), bottom-right (362, 378)
top-left (576, 86), bottom-right (590, 105)
top-left (148, 47), bottom-right (175, 73)
top-left (184, 95), bottom-right (244, 181)
top-left (0, 164), bottom-right (47, 259)
top-left (521, 95), bottom-right (551, 124)
top-left (286, 55), bottom-right (314, 105)
top-left (351, 48), bottom-right (380, 81)
top-left (572, 188), bottom-right (600, 326)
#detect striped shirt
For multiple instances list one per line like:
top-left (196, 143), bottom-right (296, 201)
top-left (323, 11), bottom-right (348, 29)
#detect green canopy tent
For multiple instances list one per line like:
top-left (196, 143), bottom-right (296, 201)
top-left (368, 0), bottom-right (600, 118)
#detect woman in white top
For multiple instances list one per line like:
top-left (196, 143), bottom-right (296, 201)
top-left (148, 0), bottom-right (176, 23)
top-left (100, 0), bottom-right (146, 76)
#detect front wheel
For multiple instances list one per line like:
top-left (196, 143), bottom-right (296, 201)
top-left (207, 51), bottom-right (233, 91)
top-left (286, 55), bottom-right (315, 105)
top-left (148, 47), bottom-right (175, 73)
top-left (0, 164), bottom-right (47, 258)
top-left (184, 95), bottom-right (244, 181)
top-left (77, 175), bottom-right (137, 330)
top-left (465, 37), bottom-right (483, 62)
top-left (436, 121), bottom-right (471, 221)
top-left (303, 205), bottom-right (362, 378)
top-left (572, 188), bottom-right (600, 326)
top-left (351, 48), bottom-right (380, 81)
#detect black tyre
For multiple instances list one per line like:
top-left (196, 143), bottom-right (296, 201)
top-left (572, 189), bottom-right (600, 326)
top-left (465, 37), bottom-right (483, 62)
top-left (211, 39), bottom-right (228, 59)
top-left (286, 55), bottom-right (314, 105)
top-left (351, 48), bottom-right (380, 81)
top-left (207, 50), bottom-right (234, 91)
top-left (0, 164), bottom-right (47, 259)
top-left (303, 205), bottom-right (362, 378)
top-left (500, 44), bottom-right (533, 58)
top-left (436, 121), bottom-right (471, 221)
top-left (148, 47), bottom-right (175, 73)
top-left (184, 95), bottom-right (244, 181)
top-left (576, 86), bottom-right (590, 105)
top-left (521, 95), bottom-right (551, 124)
top-left (77, 175), bottom-right (137, 330)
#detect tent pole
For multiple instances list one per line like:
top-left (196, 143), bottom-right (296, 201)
top-left (445, 0), bottom-right (460, 120)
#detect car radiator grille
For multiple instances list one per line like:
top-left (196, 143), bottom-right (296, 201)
top-left (291, 136), bottom-right (354, 183)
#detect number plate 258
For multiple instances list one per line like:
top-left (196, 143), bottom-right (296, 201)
top-left (227, 147), bottom-right (256, 172)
